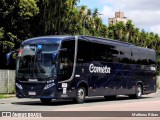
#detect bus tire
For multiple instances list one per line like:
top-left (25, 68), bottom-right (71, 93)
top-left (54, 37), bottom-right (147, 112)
top-left (40, 98), bottom-right (52, 104)
top-left (75, 86), bottom-right (86, 103)
top-left (135, 84), bottom-right (142, 99)
top-left (129, 84), bottom-right (142, 99)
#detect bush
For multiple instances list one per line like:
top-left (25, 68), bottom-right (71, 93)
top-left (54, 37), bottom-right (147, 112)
top-left (157, 76), bottom-right (160, 89)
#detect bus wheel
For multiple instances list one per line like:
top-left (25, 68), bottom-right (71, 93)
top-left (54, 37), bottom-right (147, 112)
top-left (135, 84), bottom-right (142, 99)
top-left (129, 84), bottom-right (142, 99)
top-left (75, 87), bottom-right (86, 103)
top-left (40, 98), bottom-right (52, 104)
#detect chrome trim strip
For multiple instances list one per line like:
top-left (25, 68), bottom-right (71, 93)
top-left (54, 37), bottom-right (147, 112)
top-left (58, 36), bottom-right (78, 83)
top-left (19, 81), bottom-right (46, 83)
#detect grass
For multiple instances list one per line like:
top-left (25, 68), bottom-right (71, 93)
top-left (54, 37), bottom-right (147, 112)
top-left (0, 94), bottom-right (15, 99)
top-left (157, 76), bottom-right (160, 89)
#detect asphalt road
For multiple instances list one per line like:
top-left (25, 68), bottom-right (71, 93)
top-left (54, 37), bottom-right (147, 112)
top-left (0, 90), bottom-right (160, 120)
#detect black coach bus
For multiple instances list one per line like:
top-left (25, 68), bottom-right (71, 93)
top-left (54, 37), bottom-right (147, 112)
top-left (16, 35), bottom-right (157, 104)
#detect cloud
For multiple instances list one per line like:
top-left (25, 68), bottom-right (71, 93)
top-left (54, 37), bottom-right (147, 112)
top-left (150, 25), bottom-right (160, 35)
top-left (107, 0), bottom-right (160, 11)
top-left (99, 0), bottom-right (160, 34)
top-left (101, 5), bottom-right (114, 24)
top-left (126, 11), bottom-right (160, 26)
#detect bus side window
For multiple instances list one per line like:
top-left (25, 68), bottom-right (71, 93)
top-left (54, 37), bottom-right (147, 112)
top-left (92, 43), bottom-right (119, 63)
top-left (132, 48), bottom-right (149, 65)
top-left (119, 46), bottom-right (131, 64)
top-left (141, 50), bottom-right (148, 65)
top-left (77, 40), bottom-right (92, 64)
top-left (108, 45), bottom-right (119, 63)
top-left (132, 48), bottom-right (141, 64)
top-left (148, 52), bottom-right (156, 65)
top-left (58, 40), bottom-right (75, 81)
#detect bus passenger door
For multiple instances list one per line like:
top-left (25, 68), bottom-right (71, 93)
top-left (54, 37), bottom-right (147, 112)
top-left (58, 40), bottom-right (75, 82)
top-left (76, 40), bottom-right (93, 95)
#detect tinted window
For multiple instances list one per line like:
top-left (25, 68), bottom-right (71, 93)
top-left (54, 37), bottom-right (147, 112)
top-left (131, 48), bottom-right (149, 65)
top-left (132, 48), bottom-right (142, 64)
top-left (148, 51), bottom-right (156, 65)
top-left (141, 50), bottom-right (148, 65)
top-left (77, 40), bottom-right (92, 63)
top-left (92, 43), bottom-right (119, 63)
top-left (119, 46), bottom-right (131, 64)
top-left (92, 43), bottom-right (106, 62)
top-left (58, 40), bottom-right (75, 81)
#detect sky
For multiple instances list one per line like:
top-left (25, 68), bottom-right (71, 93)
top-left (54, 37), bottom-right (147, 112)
top-left (78, 0), bottom-right (160, 34)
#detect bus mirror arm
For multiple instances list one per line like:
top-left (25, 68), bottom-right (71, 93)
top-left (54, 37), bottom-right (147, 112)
top-left (59, 48), bottom-right (67, 51)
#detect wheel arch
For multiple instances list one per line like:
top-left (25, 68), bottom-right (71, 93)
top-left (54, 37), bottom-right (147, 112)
top-left (76, 80), bottom-right (88, 96)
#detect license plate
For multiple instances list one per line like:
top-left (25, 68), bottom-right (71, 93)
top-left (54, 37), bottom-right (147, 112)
top-left (28, 92), bottom-right (36, 95)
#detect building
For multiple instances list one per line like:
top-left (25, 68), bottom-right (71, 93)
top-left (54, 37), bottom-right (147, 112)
top-left (108, 11), bottom-right (128, 25)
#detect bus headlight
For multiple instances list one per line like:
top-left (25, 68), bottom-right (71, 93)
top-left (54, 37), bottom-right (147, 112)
top-left (44, 83), bottom-right (55, 90)
top-left (16, 83), bottom-right (23, 89)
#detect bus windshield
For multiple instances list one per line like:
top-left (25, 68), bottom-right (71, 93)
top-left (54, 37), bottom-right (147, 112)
top-left (16, 43), bottom-right (59, 81)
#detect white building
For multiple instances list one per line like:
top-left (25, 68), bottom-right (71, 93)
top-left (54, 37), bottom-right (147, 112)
top-left (108, 11), bottom-right (128, 25)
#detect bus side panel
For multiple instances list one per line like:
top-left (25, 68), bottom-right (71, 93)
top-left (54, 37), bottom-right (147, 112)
top-left (74, 62), bottom-right (136, 97)
top-left (133, 64), bottom-right (156, 94)
top-left (97, 62), bottom-right (136, 96)
top-left (73, 62), bottom-right (156, 97)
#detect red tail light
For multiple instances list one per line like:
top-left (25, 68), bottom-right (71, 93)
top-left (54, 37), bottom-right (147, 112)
top-left (18, 49), bottom-right (22, 56)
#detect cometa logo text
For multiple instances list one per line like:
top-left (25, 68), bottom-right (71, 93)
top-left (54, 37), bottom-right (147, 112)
top-left (89, 64), bottom-right (111, 74)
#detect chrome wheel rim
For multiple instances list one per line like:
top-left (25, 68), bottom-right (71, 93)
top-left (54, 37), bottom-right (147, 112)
top-left (137, 86), bottom-right (142, 97)
top-left (78, 88), bottom-right (84, 100)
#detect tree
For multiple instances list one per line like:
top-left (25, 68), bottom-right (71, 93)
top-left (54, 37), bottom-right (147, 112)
top-left (108, 25), bottom-right (115, 39)
top-left (0, 27), bottom-right (4, 39)
top-left (133, 28), bottom-right (140, 45)
top-left (154, 34), bottom-right (160, 51)
top-left (114, 21), bottom-right (125, 41)
top-left (39, 0), bottom-right (79, 35)
top-left (99, 25), bottom-right (108, 38)
top-left (0, 0), bottom-right (39, 68)
top-left (1, 0), bottom-right (160, 70)
top-left (126, 20), bottom-right (134, 43)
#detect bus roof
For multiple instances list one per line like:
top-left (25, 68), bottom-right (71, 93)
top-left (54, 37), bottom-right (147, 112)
top-left (80, 35), bottom-right (133, 46)
top-left (22, 35), bottom-right (73, 45)
top-left (80, 36), bottom-right (155, 52)
top-left (21, 35), bottom-right (155, 52)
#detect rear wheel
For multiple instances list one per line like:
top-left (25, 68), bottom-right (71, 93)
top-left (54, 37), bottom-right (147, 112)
top-left (129, 84), bottom-right (142, 99)
top-left (40, 98), bottom-right (52, 104)
top-left (135, 84), bottom-right (142, 99)
top-left (74, 87), bottom-right (86, 103)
